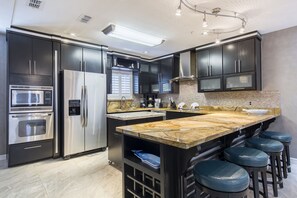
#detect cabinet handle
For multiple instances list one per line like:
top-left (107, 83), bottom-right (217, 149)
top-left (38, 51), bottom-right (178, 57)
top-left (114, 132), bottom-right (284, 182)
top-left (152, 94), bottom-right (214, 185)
top-left (84, 61), bottom-right (87, 72)
top-left (80, 61), bottom-right (83, 71)
top-left (24, 145), bottom-right (42, 150)
top-left (234, 60), bottom-right (237, 73)
top-left (33, 61), bottom-right (37, 74)
top-left (238, 60), bottom-right (241, 73)
top-left (28, 60), bottom-right (32, 74)
top-left (207, 66), bottom-right (209, 76)
top-left (210, 65), bottom-right (212, 76)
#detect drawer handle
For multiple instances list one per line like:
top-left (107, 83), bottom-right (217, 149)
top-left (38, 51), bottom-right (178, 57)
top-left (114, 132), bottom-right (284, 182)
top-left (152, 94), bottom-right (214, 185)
top-left (24, 145), bottom-right (42, 150)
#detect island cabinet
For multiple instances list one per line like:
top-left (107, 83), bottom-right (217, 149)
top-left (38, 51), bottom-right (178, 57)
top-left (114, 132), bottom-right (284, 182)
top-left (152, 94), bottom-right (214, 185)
top-left (8, 32), bottom-right (53, 85)
top-left (166, 111), bottom-right (205, 120)
top-left (118, 113), bottom-right (278, 198)
top-left (61, 43), bottom-right (103, 73)
top-left (107, 116), bottom-right (164, 169)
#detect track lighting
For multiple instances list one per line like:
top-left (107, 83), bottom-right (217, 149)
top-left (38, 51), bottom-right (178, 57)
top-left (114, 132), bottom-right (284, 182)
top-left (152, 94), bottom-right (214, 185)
top-left (239, 21), bottom-right (246, 34)
top-left (176, 1), bottom-right (182, 16)
top-left (202, 12), bottom-right (208, 27)
top-left (215, 34), bottom-right (220, 44)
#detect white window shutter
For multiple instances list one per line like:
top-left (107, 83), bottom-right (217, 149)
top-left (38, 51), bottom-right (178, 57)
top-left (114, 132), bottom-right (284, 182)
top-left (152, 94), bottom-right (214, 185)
top-left (109, 70), bottom-right (133, 99)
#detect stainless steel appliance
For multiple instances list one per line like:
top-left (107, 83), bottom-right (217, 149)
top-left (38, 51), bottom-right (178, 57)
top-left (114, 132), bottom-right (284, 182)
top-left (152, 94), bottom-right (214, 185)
top-left (9, 85), bottom-right (53, 113)
top-left (62, 70), bottom-right (107, 157)
top-left (9, 112), bottom-right (54, 144)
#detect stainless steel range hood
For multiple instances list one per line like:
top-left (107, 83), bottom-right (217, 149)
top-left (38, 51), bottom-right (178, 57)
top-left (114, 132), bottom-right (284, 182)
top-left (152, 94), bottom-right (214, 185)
top-left (170, 51), bottom-right (196, 82)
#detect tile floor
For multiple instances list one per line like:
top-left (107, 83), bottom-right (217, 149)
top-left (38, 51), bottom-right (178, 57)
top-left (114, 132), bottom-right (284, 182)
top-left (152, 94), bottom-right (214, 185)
top-left (0, 151), bottom-right (296, 198)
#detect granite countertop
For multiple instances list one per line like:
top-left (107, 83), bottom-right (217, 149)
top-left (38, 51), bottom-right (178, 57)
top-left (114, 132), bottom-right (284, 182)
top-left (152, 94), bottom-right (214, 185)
top-left (107, 111), bottom-right (166, 121)
top-left (116, 111), bottom-right (280, 149)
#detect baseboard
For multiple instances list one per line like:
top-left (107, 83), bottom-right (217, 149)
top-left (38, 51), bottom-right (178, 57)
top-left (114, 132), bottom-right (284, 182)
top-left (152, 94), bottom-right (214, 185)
top-left (0, 154), bottom-right (7, 161)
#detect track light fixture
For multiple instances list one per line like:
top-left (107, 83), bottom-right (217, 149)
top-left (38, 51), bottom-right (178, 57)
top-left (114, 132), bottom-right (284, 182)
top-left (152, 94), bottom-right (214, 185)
top-left (175, 0), bottom-right (247, 43)
top-left (202, 12), bottom-right (208, 28)
top-left (176, 0), bottom-right (182, 16)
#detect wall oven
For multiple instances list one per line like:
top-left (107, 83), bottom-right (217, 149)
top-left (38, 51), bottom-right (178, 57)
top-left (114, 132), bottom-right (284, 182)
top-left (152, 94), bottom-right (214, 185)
top-left (9, 112), bottom-right (54, 145)
top-left (9, 85), bottom-right (53, 113)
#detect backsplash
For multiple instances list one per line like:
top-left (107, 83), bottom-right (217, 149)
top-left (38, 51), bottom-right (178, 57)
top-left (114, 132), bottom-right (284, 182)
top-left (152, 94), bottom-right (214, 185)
top-left (159, 81), bottom-right (280, 108)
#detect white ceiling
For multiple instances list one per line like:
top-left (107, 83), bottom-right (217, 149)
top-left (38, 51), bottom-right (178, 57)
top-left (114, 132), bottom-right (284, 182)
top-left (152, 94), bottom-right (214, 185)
top-left (1, 0), bottom-right (297, 58)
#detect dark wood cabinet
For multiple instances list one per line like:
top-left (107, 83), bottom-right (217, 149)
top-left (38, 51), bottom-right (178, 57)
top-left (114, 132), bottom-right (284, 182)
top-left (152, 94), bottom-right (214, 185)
top-left (197, 36), bottom-right (261, 92)
top-left (223, 38), bottom-right (255, 75)
top-left (8, 32), bottom-right (53, 85)
top-left (8, 139), bottom-right (53, 167)
top-left (61, 44), bottom-right (82, 71)
top-left (159, 56), bottom-right (179, 94)
top-left (139, 61), bottom-right (160, 94)
top-left (9, 33), bottom-right (53, 76)
top-left (107, 116), bottom-right (164, 170)
top-left (61, 43), bottom-right (102, 73)
top-left (197, 46), bottom-right (222, 78)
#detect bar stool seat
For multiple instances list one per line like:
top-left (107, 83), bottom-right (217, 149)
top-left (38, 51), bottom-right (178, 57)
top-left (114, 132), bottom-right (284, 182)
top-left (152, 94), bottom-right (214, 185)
top-left (246, 137), bottom-right (284, 197)
top-left (260, 131), bottom-right (292, 143)
top-left (260, 130), bottom-right (292, 177)
top-left (246, 137), bottom-right (283, 153)
top-left (193, 160), bottom-right (250, 193)
top-left (224, 147), bottom-right (269, 198)
top-left (224, 147), bottom-right (268, 167)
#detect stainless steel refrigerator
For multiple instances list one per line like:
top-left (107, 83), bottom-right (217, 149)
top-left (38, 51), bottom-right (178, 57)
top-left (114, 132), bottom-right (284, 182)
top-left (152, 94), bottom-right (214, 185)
top-left (62, 70), bottom-right (106, 157)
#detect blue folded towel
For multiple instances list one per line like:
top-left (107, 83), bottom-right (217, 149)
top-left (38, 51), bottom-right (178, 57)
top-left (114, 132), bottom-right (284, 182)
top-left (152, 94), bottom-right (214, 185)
top-left (132, 150), bottom-right (160, 169)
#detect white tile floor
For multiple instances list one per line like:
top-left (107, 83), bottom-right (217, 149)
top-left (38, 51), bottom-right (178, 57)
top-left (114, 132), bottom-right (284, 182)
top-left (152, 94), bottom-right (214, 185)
top-left (0, 151), bottom-right (296, 198)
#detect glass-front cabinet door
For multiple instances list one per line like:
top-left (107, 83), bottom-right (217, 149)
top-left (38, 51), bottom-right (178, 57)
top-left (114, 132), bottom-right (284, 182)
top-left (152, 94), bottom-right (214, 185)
top-left (198, 77), bottom-right (222, 92)
top-left (224, 73), bottom-right (255, 91)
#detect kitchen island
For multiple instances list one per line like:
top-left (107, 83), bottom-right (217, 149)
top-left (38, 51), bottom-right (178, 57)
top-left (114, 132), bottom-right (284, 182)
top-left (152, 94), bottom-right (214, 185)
top-left (116, 110), bottom-right (279, 198)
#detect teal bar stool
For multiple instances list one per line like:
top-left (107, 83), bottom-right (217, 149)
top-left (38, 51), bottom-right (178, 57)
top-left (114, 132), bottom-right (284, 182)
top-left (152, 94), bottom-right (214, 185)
top-left (246, 137), bottom-right (284, 197)
top-left (224, 147), bottom-right (269, 198)
top-left (260, 130), bottom-right (292, 177)
top-left (193, 160), bottom-right (250, 198)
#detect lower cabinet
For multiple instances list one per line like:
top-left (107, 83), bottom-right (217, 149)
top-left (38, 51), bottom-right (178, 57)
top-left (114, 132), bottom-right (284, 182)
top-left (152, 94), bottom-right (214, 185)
top-left (166, 111), bottom-right (204, 120)
top-left (8, 139), bottom-right (53, 167)
top-left (107, 116), bottom-right (164, 170)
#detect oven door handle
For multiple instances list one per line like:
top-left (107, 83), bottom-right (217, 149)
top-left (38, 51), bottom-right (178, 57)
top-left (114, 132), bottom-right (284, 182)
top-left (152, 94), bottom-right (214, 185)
top-left (11, 113), bottom-right (52, 118)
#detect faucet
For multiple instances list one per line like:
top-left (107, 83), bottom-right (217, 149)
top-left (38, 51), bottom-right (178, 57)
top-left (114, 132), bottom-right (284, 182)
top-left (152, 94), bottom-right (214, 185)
top-left (120, 96), bottom-right (126, 110)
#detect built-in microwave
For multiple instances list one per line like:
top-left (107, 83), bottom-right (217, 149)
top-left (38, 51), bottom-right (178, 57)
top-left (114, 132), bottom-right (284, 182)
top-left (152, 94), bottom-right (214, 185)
top-left (9, 85), bottom-right (53, 113)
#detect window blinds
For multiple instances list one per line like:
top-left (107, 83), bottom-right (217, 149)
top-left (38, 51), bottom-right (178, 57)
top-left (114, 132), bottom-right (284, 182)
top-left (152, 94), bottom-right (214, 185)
top-left (109, 69), bottom-right (133, 99)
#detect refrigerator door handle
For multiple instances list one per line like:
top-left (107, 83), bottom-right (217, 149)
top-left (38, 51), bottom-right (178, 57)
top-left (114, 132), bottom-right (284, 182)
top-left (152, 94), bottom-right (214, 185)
top-left (81, 86), bottom-right (85, 126)
top-left (84, 86), bottom-right (88, 127)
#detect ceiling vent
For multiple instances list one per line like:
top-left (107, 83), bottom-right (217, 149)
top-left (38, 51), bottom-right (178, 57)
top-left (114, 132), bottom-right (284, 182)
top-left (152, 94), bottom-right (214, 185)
top-left (27, 0), bottom-right (43, 9)
top-left (79, 15), bottom-right (92, 23)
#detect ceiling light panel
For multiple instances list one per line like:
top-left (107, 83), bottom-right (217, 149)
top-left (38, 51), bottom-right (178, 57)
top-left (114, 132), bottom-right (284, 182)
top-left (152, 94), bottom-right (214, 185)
top-left (102, 24), bottom-right (164, 47)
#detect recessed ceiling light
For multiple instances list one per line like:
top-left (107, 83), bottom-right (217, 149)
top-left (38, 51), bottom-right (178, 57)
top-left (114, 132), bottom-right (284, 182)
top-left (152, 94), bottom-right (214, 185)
top-left (102, 24), bottom-right (164, 47)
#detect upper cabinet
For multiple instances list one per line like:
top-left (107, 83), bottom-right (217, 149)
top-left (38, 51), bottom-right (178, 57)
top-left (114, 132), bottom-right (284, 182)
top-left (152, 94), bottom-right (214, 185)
top-left (159, 56), bottom-right (179, 94)
top-left (223, 38), bottom-right (255, 74)
top-left (61, 43), bottom-right (103, 73)
top-left (197, 36), bottom-right (261, 92)
top-left (8, 32), bottom-right (53, 85)
top-left (9, 33), bottom-right (53, 76)
top-left (197, 46), bottom-right (222, 78)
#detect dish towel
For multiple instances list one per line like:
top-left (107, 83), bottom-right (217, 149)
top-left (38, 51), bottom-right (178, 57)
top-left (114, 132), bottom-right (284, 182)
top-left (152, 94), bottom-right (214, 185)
top-left (132, 150), bottom-right (160, 169)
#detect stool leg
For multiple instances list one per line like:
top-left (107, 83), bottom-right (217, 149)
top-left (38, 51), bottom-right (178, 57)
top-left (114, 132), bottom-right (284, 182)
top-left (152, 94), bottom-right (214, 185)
top-left (271, 155), bottom-right (278, 197)
top-left (285, 145), bottom-right (291, 173)
top-left (282, 150), bottom-right (288, 178)
top-left (252, 171), bottom-right (260, 198)
top-left (261, 170), bottom-right (268, 198)
top-left (276, 155), bottom-right (283, 189)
